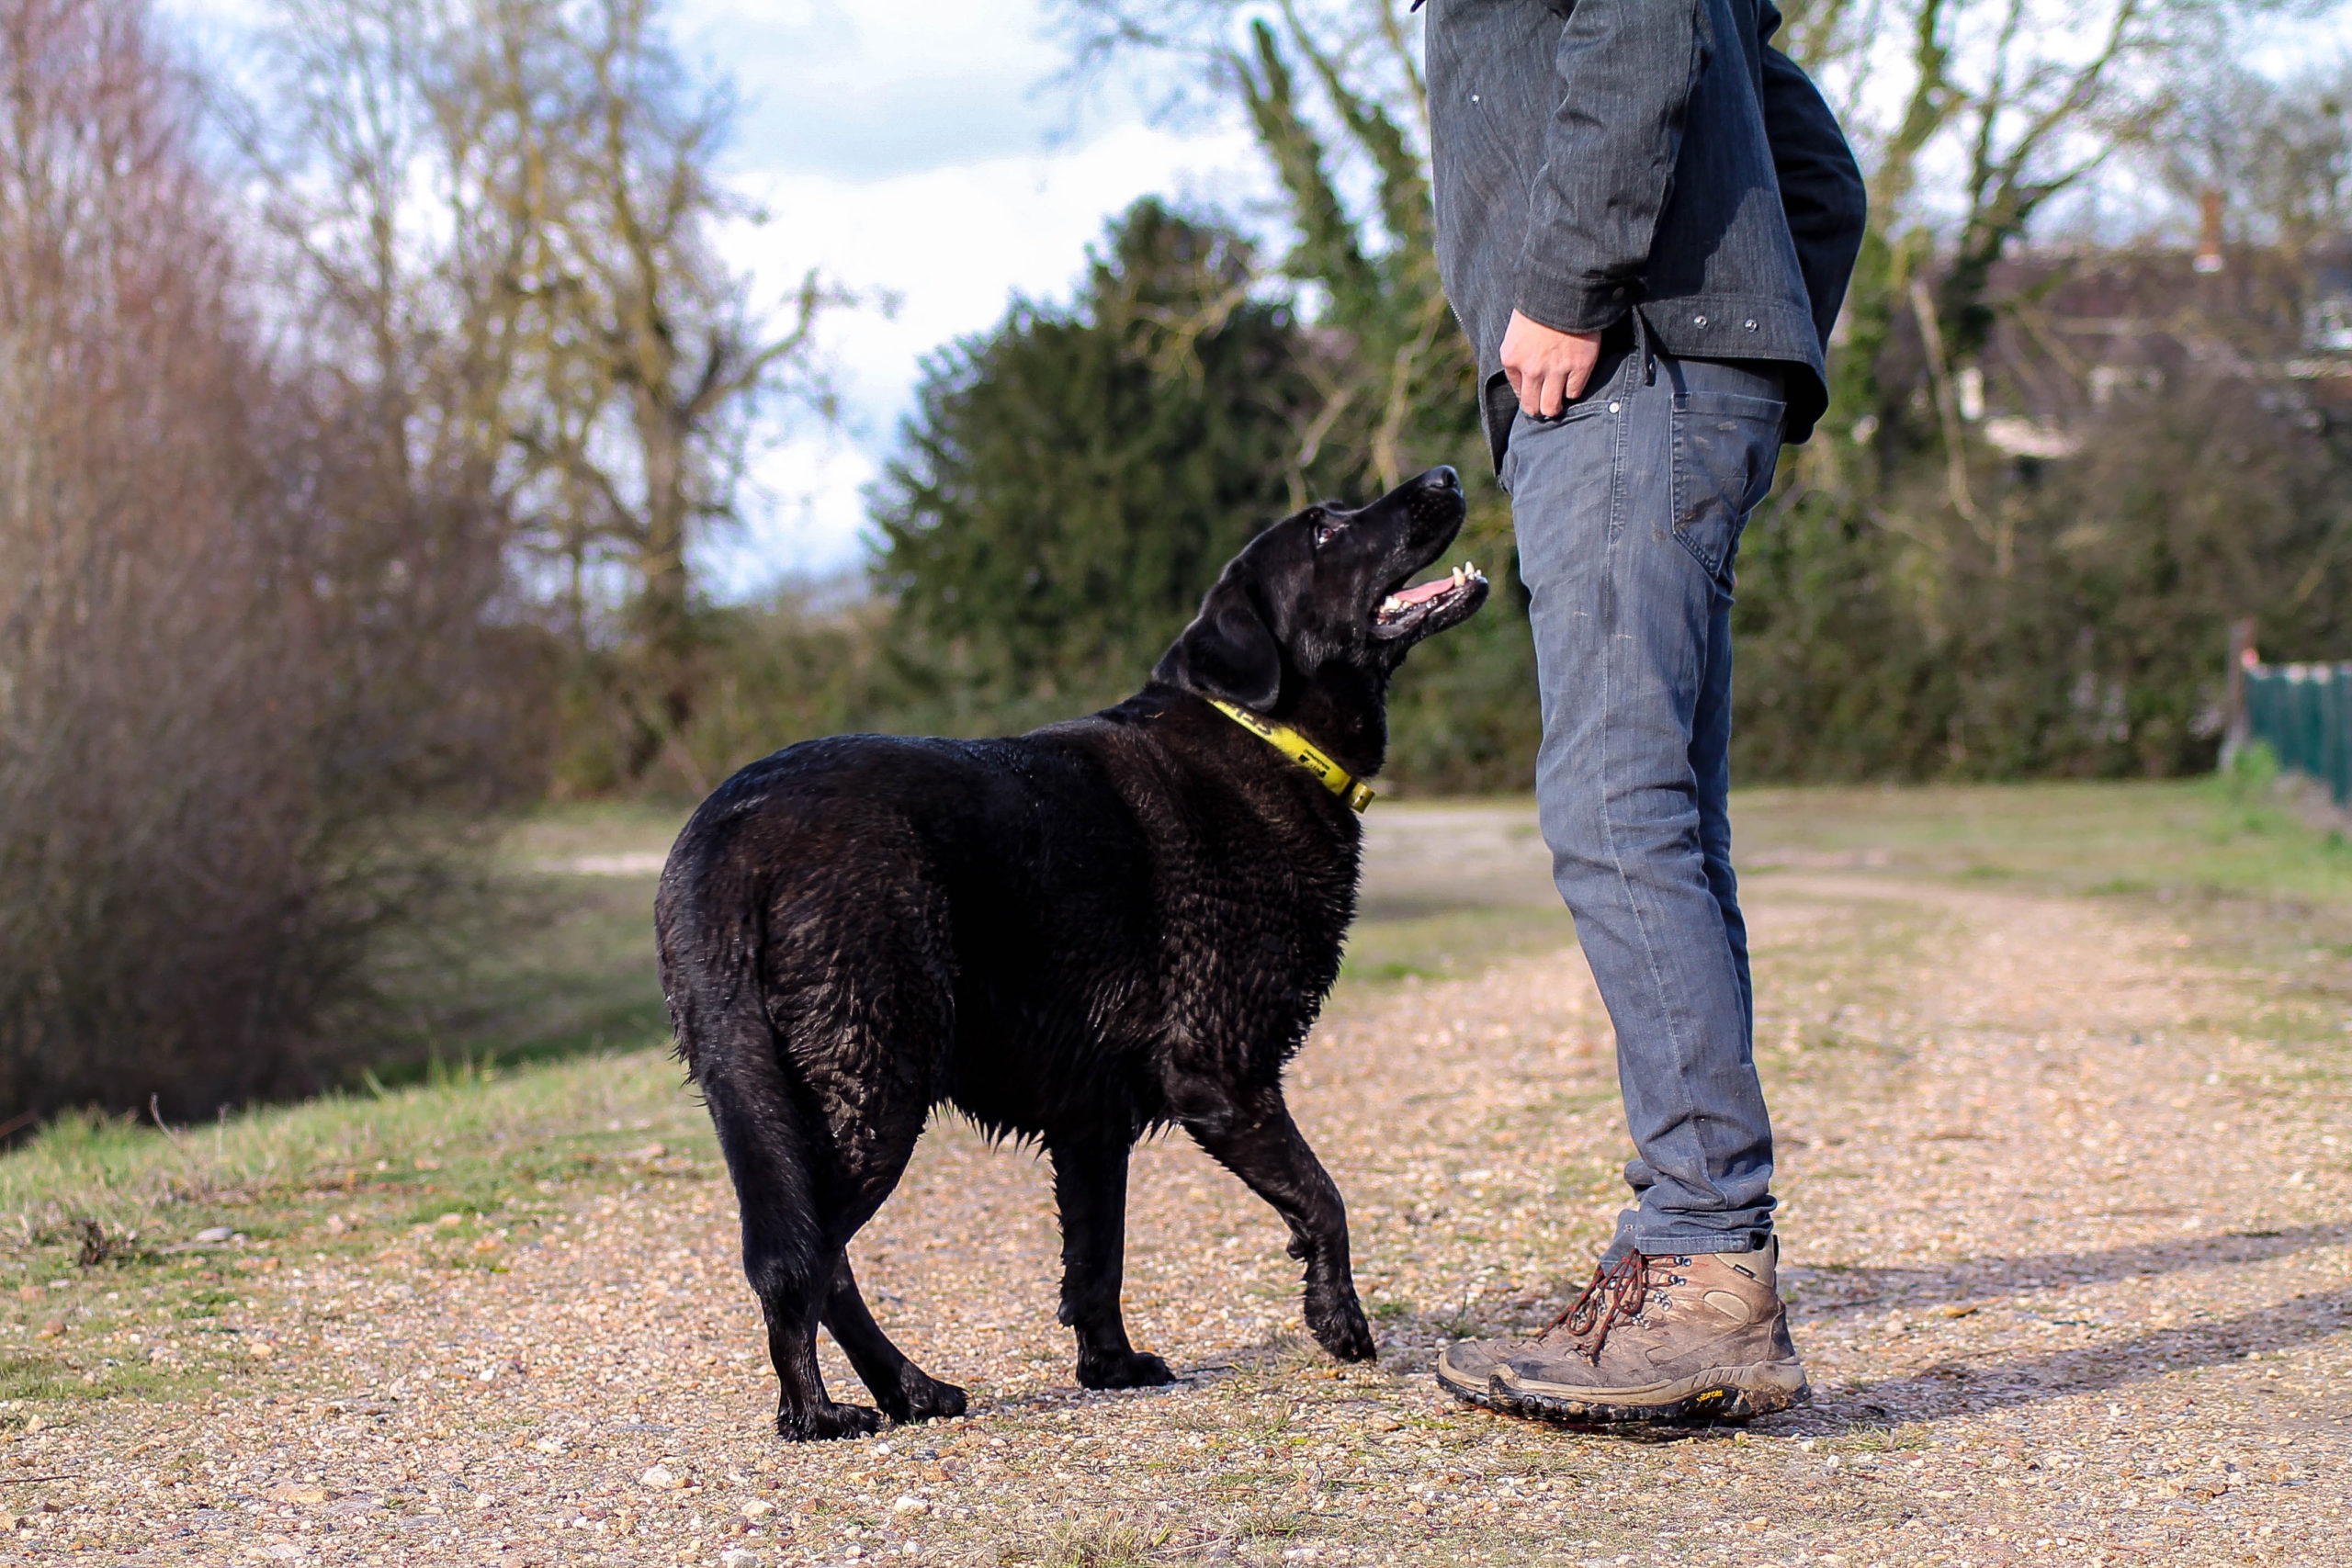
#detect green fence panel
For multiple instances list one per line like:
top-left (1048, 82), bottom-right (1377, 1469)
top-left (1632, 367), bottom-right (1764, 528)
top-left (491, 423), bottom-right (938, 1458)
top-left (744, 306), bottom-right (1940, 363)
top-left (2245, 663), bottom-right (2352, 805)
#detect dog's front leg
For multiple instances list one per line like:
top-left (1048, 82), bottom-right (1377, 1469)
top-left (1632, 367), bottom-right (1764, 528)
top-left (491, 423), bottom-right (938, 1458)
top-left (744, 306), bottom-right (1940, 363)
top-left (1049, 1139), bottom-right (1176, 1389)
top-left (1175, 1086), bottom-right (1376, 1364)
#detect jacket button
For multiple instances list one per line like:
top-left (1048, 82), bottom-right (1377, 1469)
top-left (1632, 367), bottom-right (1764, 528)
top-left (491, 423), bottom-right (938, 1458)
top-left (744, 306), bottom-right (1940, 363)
top-left (1744, 319), bottom-right (1758, 331)
top-left (1692, 314), bottom-right (1708, 327)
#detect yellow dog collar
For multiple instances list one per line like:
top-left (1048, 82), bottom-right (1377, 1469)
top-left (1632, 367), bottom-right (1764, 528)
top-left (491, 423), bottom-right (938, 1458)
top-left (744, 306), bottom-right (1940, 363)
top-left (1205, 698), bottom-right (1376, 813)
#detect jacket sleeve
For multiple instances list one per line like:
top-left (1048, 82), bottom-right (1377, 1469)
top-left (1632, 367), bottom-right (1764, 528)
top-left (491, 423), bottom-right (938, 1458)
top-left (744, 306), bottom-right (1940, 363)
top-left (1513, 0), bottom-right (1709, 336)
top-left (1757, 3), bottom-right (1866, 353)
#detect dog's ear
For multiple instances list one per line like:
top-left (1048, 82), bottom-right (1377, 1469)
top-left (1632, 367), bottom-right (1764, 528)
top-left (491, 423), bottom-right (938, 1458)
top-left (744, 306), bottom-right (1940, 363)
top-left (1155, 582), bottom-right (1283, 711)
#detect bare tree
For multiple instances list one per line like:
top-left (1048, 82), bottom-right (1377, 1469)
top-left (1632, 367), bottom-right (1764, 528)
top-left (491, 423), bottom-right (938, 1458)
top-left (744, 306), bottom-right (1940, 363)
top-left (0, 0), bottom-right (528, 1123)
top-left (2158, 56), bottom-right (2352, 256)
top-left (513, 0), bottom-right (842, 786)
top-left (247, 0), bottom-right (843, 793)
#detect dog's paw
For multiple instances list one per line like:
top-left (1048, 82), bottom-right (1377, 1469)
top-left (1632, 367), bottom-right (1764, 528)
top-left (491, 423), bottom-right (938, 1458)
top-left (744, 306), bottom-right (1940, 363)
top-left (880, 1374), bottom-right (968, 1424)
top-left (1077, 1349), bottom-right (1176, 1390)
top-left (775, 1400), bottom-right (884, 1442)
top-left (1306, 1295), bottom-right (1377, 1364)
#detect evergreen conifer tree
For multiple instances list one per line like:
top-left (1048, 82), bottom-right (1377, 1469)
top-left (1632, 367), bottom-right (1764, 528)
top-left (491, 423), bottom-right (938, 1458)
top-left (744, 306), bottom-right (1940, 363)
top-left (876, 200), bottom-right (1336, 725)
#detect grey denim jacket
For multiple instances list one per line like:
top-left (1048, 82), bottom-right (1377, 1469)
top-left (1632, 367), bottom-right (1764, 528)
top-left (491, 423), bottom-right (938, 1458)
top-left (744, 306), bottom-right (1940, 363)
top-left (1424, 0), bottom-right (1865, 464)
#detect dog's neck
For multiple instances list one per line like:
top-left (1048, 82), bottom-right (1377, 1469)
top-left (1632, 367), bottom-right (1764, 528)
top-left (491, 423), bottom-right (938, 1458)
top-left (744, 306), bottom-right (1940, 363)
top-left (1275, 670), bottom-right (1388, 779)
top-left (1132, 671), bottom-right (1389, 784)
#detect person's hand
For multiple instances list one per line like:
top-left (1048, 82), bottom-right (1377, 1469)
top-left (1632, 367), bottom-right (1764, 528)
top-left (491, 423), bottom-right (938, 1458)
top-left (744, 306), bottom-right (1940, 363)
top-left (1499, 310), bottom-right (1603, 419)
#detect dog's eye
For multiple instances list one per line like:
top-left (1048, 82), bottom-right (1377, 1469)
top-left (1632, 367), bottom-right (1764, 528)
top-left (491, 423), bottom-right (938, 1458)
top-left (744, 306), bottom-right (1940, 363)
top-left (1312, 513), bottom-right (1346, 547)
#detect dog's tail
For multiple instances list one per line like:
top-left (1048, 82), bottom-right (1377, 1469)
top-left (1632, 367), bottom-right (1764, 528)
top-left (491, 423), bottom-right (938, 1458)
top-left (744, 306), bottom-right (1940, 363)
top-left (655, 830), bottom-right (832, 1312)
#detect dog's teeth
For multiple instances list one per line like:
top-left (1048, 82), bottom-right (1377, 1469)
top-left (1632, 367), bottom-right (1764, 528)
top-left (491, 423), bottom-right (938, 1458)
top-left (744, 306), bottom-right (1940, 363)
top-left (1379, 595), bottom-right (1404, 614)
top-left (1451, 567), bottom-right (1464, 587)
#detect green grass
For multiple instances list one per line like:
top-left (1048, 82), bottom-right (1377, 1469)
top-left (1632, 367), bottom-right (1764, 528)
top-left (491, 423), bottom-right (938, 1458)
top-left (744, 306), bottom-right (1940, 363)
top-left (0, 1049), bottom-right (716, 1267)
top-left (1733, 772), bottom-right (2352, 910)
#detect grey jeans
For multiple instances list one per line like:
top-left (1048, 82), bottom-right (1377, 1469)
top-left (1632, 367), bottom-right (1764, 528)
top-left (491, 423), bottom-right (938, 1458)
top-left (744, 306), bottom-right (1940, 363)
top-left (1499, 330), bottom-right (1787, 1258)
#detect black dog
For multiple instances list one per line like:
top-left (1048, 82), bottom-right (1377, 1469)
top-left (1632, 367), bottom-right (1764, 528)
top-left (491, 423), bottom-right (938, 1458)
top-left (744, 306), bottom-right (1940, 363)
top-left (655, 467), bottom-right (1487, 1439)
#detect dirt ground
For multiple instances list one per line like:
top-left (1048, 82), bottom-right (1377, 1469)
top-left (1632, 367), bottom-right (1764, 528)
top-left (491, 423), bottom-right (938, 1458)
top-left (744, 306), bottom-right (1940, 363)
top-left (9, 805), bottom-right (2350, 1566)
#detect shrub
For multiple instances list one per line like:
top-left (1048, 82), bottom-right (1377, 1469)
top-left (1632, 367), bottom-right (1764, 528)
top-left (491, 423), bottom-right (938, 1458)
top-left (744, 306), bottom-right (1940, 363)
top-left (0, 0), bottom-right (532, 1123)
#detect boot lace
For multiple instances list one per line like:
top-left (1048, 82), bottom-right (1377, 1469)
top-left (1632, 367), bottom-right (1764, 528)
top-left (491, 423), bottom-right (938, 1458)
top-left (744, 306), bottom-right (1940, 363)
top-left (1540, 1252), bottom-right (1690, 1362)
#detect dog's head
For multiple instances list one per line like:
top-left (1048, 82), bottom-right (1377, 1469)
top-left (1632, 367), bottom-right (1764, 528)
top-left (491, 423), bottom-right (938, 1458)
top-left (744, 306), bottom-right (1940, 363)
top-left (1153, 467), bottom-right (1488, 770)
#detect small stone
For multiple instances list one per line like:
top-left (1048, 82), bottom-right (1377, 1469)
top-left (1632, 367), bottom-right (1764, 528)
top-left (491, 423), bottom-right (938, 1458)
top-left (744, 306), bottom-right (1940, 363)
top-left (323, 1214), bottom-right (348, 1235)
top-left (740, 1499), bottom-right (775, 1520)
top-left (195, 1227), bottom-right (233, 1243)
top-left (34, 1319), bottom-right (62, 1339)
top-left (533, 1438), bottom-right (566, 1455)
top-left (435, 1213), bottom-right (464, 1228)
top-left (640, 1465), bottom-right (683, 1490)
top-left (266, 1483), bottom-right (328, 1505)
top-left (720, 1551), bottom-right (760, 1568)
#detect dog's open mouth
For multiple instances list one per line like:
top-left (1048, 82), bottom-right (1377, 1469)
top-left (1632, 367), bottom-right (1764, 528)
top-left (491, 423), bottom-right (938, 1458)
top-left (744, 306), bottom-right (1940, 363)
top-left (1374, 561), bottom-right (1487, 637)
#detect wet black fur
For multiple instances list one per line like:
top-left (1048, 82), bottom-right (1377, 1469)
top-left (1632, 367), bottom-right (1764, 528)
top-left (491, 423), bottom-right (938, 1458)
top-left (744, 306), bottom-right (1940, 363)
top-left (655, 468), bottom-right (1487, 1439)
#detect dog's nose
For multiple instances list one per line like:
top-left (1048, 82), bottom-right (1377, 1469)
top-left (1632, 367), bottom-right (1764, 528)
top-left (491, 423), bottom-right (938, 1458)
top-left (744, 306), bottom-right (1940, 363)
top-left (1421, 466), bottom-right (1459, 491)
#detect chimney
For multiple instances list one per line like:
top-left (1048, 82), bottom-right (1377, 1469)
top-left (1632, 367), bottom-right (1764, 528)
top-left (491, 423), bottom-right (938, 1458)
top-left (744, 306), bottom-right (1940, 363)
top-left (2194, 187), bottom-right (2225, 275)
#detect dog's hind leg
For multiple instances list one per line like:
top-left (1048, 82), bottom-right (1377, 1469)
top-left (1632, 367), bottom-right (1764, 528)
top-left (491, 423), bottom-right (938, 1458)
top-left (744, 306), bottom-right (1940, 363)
top-left (706, 1080), bottom-right (885, 1442)
top-left (1048, 1141), bottom-right (1175, 1390)
top-left (820, 1253), bottom-right (967, 1423)
top-left (674, 974), bottom-right (883, 1442)
top-left (1174, 1086), bottom-right (1377, 1365)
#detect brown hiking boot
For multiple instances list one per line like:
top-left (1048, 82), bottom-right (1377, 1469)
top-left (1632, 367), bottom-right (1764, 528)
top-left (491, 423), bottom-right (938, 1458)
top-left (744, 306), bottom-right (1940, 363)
top-left (1435, 1236), bottom-right (1808, 1424)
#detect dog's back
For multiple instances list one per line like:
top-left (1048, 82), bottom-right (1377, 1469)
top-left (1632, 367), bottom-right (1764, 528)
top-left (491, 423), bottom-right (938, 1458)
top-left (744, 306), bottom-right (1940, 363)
top-left (659, 700), bottom-right (1382, 1132)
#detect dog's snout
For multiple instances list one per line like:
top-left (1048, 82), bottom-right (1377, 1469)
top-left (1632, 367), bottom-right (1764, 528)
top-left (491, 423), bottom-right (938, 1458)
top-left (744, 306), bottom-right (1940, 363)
top-left (1420, 466), bottom-right (1459, 491)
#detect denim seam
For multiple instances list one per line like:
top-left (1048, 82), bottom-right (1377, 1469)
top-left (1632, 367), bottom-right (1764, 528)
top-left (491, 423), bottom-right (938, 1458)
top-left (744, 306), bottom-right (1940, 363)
top-left (1596, 366), bottom-right (1712, 1247)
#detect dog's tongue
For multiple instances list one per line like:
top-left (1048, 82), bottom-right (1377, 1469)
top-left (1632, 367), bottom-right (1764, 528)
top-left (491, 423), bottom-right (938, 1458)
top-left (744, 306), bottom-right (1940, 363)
top-left (1390, 576), bottom-right (1456, 607)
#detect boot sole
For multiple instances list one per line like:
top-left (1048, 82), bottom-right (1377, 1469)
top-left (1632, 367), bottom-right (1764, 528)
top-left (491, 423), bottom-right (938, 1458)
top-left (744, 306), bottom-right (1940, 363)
top-left (1435, 1355), bottom-right (1810, 1426)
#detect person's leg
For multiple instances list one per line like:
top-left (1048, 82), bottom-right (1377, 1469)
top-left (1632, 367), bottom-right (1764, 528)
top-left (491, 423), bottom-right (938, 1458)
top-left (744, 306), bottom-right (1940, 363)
top-left (1506, 340), bottom-right (1786, 1258)
top-left (1434, 342), bottom-right (1804, 1423)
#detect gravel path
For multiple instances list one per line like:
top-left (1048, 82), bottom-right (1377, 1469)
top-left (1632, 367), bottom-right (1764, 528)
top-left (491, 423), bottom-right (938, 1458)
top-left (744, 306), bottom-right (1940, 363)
top-left (9, 856), bottom-right (2349, 1566)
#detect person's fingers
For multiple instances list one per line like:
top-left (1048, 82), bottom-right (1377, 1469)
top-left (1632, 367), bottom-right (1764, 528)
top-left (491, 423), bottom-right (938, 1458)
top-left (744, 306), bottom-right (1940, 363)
top-left (1563, 358), bottom-right (1591, 402)
top-left (1539, 366), bottom-right (1566, 419)
top-left (1504, 362), bottom-right (1531, 416)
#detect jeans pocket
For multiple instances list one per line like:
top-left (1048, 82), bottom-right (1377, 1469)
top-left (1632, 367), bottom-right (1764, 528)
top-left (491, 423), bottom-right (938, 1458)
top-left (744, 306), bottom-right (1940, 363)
top-left (1670, 390), bottom-right (1785, 588)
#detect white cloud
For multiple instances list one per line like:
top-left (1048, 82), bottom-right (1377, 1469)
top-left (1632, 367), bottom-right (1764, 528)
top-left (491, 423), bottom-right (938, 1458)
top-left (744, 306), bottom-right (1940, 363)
top-left (707, 117), bottom-right (1268, 594)
top-left (677, 0), bottom-right (1094, 183)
